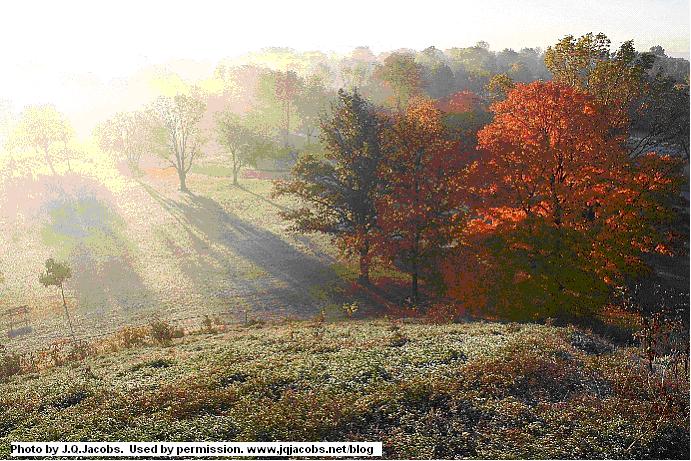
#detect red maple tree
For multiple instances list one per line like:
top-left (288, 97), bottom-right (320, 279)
top-left (377, 98), bottom-right (469, 304)
top-left (444, 81), bottom-right (682, 320)
top-left (435, 90), bottom-right (481, 114)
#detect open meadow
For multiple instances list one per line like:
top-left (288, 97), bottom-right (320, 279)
top-left (0, 156), bottom-right (361, 351)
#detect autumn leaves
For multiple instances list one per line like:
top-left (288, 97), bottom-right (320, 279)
top-left (276, 79), bottom-right (683, 320)
top-left (452, 81), bottom-right (681, 320)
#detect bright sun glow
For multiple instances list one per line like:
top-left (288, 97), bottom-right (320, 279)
top-left (0, 0), bottom-right (688, 135)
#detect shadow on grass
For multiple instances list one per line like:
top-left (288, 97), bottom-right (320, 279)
top-left (39, 176), bottom-right (151, 314)
top-left (235, 183), bottom-right (292, 213)
top-left (139, 181), bottom-right (340, 319)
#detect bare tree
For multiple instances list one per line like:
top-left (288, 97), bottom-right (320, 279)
top-left (150, 94), bottom-right (206, 192)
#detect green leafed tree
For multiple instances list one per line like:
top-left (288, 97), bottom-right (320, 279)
top-left (416, 46), bottom-right (455, 99)
top-left (273, 90), bottom-right (386, 284)
top-left (274, 70), bottom-right (302, 148)
top-left (57, 118), bottom-right (75, 172)
top-left (214, 111), bottom-right (272, 185)
top-left (39, 258), bottom-right (75, 340)
top-left (377, 52), bottom-right (423, 110)
top-left (631, 78), bottom-right (690, 159)
top-left (546, 33), bottom-right (689, 158)
top-left (485, 73), bottom-right (515, 102)
top-left (94, 111), bottom-right (152, 174)
top-left (244, 70), bottom-right (305, 166)
top-left (544, 33), bottom-right (613, 90)
top-left (295, 75), bottom-right (332, 147)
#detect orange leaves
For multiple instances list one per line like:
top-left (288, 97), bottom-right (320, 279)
top-left (435, 91), bottom-right (480, 114)
top-left (387, 97), bottom-right (451, 148)
top-left (654, 243), bottom-right (675, 256)
top-left (375, 97), bottom-right (470, 298)
top-left (474, 81), bottom-right (628, 229)
top-left (444, 80), bottom-right (684, 319)
top-left (582, 104), bottom-right (596, 116)
top-left (465, 206), bottom-right (526, 235)
top-left (441, 250), bottom-right (490, 314)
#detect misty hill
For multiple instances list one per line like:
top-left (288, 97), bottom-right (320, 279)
top-left (2, 44), bottom-right (687, 138)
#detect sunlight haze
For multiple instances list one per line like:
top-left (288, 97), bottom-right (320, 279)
top-left (1, 0), bottom-right (688, 134)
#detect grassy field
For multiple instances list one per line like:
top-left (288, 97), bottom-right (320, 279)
top-left (0, 318), bottom-right (688, 459)
top-left (0, 155), bottom-right (361, 351)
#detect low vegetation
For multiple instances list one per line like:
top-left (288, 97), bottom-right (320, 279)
top-left (0, 319), bottom-right (688, 459)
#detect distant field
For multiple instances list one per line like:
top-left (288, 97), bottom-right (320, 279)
top-left (0, 319), bottom-right (686, 459)
top-left (0, 158), bottom-right (351, 351)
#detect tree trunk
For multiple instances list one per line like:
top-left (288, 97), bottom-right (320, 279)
top-left (231, 152), bottom-right (240, 186)
top-left (42, 147), bottom-right (56, 175)
top-left (411, 269), bottom-right (419, 305)
top-left (233, 155), bottom-right (239, 186)
top-left (128, 160), bottom-right (141, 177)
top-left (64, 142), bottom-right (71, 172)
top-left (411, 230), bottom-right (420, 304)
top-left (358, 244), bottom-right (370, 285)
top-left (285, 100), bottom-right (291, 148)
top-left (178, 169), bottom-right (189, 193)
top-left (549, 173), bottom-right (564, 292)
top-left (60, 284), bottom-right (76, 341)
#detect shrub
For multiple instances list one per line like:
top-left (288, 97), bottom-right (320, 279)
top-left (201, 315), bottom-right (218, 334)
top-left (461, 337), bottom-right (597, 404)
top-left (54, 388), bottom-right (91, 409)
top-left (47, 339), bottom-right (71, 367)
top-left (67, 340), bottom-right (94, 362)
top-left (341, 302), bottom-right (359, 318)
top-left (634, 312), bottom-right (689, 375)
top-left (115, 325), bottom-right (149, 348)
top-left (135, 382), bottom-right (238, 419)
top-left (149, 317), bottom-right (184, 346)
top-left (0, 346), bottom-right (22, 381)
top-left (129, 358), bottom-right (175, 372)
top-left (388, 324), bottom-right (409, 347)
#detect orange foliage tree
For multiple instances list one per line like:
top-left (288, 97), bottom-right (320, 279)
top-left (377, 98), bottom-right (468, 304)
top-left (445, 81), bottom-right (682, 320)
top-left (435, 91), bottom-right (492, 151)
top-left (435, 91), bottom-right (480, 113)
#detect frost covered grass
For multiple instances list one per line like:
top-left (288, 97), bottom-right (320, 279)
top-left (1, 319), bottom-right (687, 459)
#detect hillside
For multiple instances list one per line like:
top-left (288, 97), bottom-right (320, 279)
top-left (0, 158), bottom-right (358, 351)
top-left (0, 319), bottom-right (688, 459)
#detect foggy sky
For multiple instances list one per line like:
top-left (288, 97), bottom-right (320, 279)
top-left (1, 0), bottom-right (688, 134)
